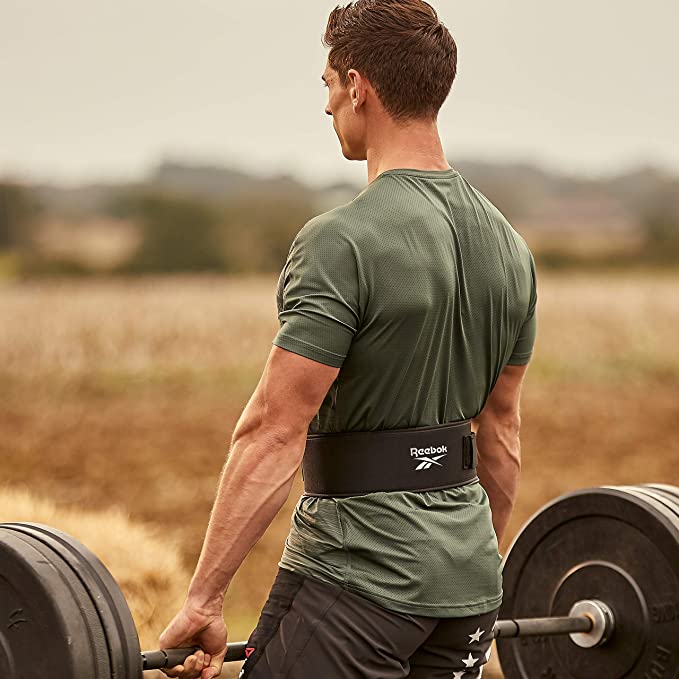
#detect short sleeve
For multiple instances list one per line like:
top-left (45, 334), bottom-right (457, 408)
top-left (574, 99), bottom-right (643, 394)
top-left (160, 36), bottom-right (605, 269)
top-left (507, 253), bottom-right (538, 366)
top-left (272, 219), bottom-right (361, 368)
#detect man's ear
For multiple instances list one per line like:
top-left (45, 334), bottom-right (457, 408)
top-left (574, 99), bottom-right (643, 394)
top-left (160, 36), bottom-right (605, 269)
top-left (347, 69), bottom-right (366, 113)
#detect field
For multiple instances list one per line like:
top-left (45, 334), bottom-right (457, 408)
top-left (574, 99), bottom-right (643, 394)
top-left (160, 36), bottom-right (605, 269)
top-left (1, 272), bottom-right (678, 678)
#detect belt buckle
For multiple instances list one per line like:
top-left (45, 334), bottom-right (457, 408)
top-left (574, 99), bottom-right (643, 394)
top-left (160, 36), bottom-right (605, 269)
top-left (462, 433), bottom-right (478, 470)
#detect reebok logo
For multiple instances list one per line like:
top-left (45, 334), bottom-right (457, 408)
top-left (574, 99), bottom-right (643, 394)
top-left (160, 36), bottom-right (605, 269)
top-left (410, 445), bottom-right (447, 471)
top-left (410, 445), bottom-right (447, 457)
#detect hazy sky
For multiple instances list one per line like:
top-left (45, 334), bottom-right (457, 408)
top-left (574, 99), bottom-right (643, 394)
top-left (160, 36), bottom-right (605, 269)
top-left (1, 0), bottom-right (677, 186)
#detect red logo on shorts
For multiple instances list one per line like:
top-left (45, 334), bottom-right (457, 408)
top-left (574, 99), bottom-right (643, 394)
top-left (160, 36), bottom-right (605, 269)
top-left (245, 647), bottom-right (256, 658)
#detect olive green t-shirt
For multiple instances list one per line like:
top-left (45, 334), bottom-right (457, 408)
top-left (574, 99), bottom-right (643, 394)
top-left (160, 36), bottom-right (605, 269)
top-left (272, 167), bottom-right (537, 617)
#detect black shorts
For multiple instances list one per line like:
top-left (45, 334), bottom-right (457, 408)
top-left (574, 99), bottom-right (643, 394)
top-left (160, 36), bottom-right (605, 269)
top-left (239, 567), bottom-right (500, 679)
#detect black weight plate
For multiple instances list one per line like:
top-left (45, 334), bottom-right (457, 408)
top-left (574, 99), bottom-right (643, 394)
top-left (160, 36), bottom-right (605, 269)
top-left (0, 527), bottom-right (103, 679)
top-left (2, 523), bottom-right (142, 679)
top-left (497, 485), bottom-right (679, 679)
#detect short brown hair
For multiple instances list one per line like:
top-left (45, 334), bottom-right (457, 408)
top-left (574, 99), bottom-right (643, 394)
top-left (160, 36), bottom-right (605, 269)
top-left (323, 0), bottom-right (457, 121)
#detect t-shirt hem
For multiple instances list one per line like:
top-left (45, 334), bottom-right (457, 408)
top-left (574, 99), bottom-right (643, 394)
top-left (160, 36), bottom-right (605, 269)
top-left (272, 334), bottom-right (345, 368)
top-left (277, 563), bottom-right (503, 618)
top-left (507, 352), bottom-right (532, 366)
top-left (342, 583), bottom-right (503, 618)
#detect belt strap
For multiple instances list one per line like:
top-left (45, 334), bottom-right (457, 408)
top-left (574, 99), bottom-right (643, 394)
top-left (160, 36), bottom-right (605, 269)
top-left (302, 420), bottom-right (478, 498)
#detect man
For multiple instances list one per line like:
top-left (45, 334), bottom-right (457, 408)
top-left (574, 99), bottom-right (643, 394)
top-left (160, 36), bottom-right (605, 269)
top-left (159, 1), bottom-right (537, 677)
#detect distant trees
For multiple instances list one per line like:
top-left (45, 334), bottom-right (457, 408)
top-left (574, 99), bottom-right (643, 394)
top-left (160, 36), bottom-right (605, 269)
top-left (221, 192), bottom-right (317, 272)
top-left (111, 188), bottom-right (317, 274)
top-left (117, 193), bottom-right (224, 273)
top-left (639, 180), bottom-right (679, 263)
top-left (0, 182), bottom-right (39, 250)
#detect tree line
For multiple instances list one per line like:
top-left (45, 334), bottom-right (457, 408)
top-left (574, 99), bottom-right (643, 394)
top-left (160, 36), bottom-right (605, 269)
top-left (1, 165), bottom-right (677, 277)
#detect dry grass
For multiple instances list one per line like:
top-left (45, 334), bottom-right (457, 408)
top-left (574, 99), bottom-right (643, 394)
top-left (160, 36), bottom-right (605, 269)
top-left (1, 271), bottom-right (678, 678)
top-left (0, 274), bottom-right (278, 389)
top-left (532, 271), bottom-right (679, 381)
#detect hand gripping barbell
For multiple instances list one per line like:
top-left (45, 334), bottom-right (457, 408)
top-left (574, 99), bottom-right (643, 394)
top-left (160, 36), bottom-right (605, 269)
top-left (1, 484), bottom-right (678, 679)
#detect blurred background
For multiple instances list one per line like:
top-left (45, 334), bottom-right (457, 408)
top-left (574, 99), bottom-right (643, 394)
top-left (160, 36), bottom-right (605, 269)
top-left (1, 1), bottom-right (678, 676)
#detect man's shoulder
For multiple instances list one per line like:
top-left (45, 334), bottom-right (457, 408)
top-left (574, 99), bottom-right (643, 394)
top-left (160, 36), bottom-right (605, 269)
top-left (294, 199), bottom-right (373, 250)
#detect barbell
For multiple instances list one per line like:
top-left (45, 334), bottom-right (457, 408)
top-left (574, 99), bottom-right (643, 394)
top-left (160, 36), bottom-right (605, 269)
top-left (1, 483), bottom-right (677, 678)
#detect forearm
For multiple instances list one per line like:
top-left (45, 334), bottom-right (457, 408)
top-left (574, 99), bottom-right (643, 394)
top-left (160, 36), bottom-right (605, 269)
top-left (186, 424), bottom-right (306, 611)
top-left (473, 417), bottom-right (521, 546)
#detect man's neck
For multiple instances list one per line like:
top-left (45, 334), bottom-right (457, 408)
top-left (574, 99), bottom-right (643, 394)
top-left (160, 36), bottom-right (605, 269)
top-left (365, 116), bottom-right (450, 184)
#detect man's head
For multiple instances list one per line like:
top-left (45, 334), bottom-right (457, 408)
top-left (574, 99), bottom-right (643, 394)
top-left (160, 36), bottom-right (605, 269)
top-left (321, 0), bottom-right (457, 160)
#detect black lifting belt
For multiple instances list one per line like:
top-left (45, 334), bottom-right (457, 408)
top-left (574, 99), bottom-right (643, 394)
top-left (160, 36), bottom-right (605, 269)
top-left (302, 420), bottom-right (478, 497)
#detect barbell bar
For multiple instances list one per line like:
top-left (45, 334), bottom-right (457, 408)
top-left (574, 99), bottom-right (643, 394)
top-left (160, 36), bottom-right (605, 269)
top-left (141, 598), bottom-right (614, 670)
top-left (2, 483), bottom-right (678, 678)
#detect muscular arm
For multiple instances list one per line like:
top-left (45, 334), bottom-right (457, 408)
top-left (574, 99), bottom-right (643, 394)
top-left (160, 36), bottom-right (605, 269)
top-left (186, 346), bottom-right (339, 610)
top-left (472, 363), bottom-right (529, 546)
top-left (158, 349), bottom-right (339, 678)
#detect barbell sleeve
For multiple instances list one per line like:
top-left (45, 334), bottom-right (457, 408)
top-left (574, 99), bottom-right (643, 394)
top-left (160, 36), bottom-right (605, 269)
top-left (494, 614), bottom-right (592, 638)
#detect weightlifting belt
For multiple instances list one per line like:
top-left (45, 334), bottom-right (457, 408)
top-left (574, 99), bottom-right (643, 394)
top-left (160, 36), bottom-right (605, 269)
top-left (302, 420), bottom-right (478, 497)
